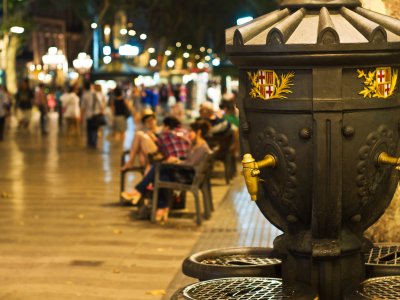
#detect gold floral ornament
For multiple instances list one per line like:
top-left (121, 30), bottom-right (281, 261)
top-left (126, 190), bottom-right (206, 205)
top-left (357, 67), bottom-right (398, 99)
top-left (248, 70), bottom-right (295, 100)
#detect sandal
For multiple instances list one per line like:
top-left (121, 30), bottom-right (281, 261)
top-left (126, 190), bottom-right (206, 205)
top-left (121, 191), bottom-right (142, 205)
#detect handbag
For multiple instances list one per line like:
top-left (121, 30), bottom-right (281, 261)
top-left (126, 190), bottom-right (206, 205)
top-left (91, 93), bottom-right (106, 127)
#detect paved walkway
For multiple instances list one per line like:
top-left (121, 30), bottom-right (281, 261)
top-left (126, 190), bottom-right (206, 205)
top-left (0, 114), bottom-right (280, 300)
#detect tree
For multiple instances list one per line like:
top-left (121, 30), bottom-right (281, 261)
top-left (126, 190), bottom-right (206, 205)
top-left (0, 0), bottom-right (30, 94)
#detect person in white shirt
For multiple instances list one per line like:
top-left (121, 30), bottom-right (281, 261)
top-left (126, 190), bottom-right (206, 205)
top-left (61, 86), bottom-right (80, 145)
top-left (80, 82), bottom-right (104, 148)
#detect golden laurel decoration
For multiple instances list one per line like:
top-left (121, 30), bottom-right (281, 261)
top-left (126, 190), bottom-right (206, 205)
top-left (248, 70), bottom-right (295, 100)
top-left (357, 67), bottom-right (398, 99)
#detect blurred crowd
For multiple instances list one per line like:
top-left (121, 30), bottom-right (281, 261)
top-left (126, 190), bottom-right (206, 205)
top-left (0, 79), bottom-right (239, 223)
top-left (0, 80), bottom-right (238, 149)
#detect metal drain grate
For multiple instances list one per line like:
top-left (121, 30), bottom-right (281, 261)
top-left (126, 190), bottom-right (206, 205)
top-left (181, 277), bottom-right (300, 300)
top-left (200, 254), bottom-right (281, 266)
top-left (357, 276), bottom-right (400, 299)
top-left (366, 245), bottom-right (400, 265)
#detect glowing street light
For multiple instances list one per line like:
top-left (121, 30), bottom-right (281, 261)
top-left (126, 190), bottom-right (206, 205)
top-left (104, 25), bottom-right (111, 35)
top-left (91, 23), bottom-right (98, 29)
top-left (212, 58), bottom-right (221, 67)
top-left (120, 28), bottom-right (128, 35)
top-left (167, 60), bottom-right (175, 68)
top-left (10, 26), bottom-right (24, 34)
top-left (165, 50), bottom-right (172, 56)
top-left (140, 34), bottom-right (147, 40)
top-left (149, 59), bottom-right (158, 67)
top-left (103, 56), bottom-right (112, 64)
top-left (183, 52), bottom-right (190, 59)
top-left (119, 44), bottom-right (140, 56)
top-left (128, 30), bottom-right (136, 36)
top-left (103, 46), bottom-right (111, 56)
top-left (73, 52), bottom-right (93, 74)
top-left (42, 47), bottom-right (66, 68)
top-left (237, 16), bottom-right (254, 25)
top-left (176, 42), bottom-right (182, 47)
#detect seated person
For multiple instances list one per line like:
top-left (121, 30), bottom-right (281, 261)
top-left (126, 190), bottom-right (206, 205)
top-left (122, 110), bottom-right (159, 173)
top-left (157, 116), bottom-right (191, 160)
top-left (198, 101), bottom-right (231, 137)
top-left (121, 120), bottom-right (212, 221)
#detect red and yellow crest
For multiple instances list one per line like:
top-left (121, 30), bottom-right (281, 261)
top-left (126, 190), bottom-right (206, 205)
top-left (358, 67), bottom-right (398, 99)
top-left (248, 70), bottom-right (294, 100)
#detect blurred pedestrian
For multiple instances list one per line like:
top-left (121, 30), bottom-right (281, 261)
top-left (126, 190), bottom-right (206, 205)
top-left (61, 86), bottom-right (80, 146)
top-left (141, 84), bottom-right (155, 110)
top-left (15, 79), bottom-right (33, 130)
top-left (159, 84), bottom-right (169, 115)
top-left (55, 86), bottom-right (63, 128)
top-left (110, 86), bottom-right (131, 142)
top-left (47, 89), bottom-right (57, 112)
top-left (131, 85), bottom-right (142, 114)
top-left (34, 83), bottom-right (48, 135)
top-left (81, 82), bottom-right (104, 148)
top-left (0, 85), bottom-right (10, 141)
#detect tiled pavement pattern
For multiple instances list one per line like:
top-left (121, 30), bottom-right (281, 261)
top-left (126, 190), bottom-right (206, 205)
top-left (163, 177), bottom-right (282, 299)
top-left (0, 114), bottom-right (280, 300)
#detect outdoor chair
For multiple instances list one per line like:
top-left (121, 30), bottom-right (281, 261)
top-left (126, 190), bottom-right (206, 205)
top-left (207, 131), bottom-right (236, 184)
top-left (151, 150), bottom-right (215, 225)
top-left (119, 150), bottom-right (144, 204)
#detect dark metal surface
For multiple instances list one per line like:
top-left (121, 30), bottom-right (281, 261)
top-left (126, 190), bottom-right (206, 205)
top-left (366, 244), bottom-right (400, 278)
top-left (345, 276), bottom-right (400, 299)
top-left (280, 0), bottom-right (361, 9)
top-left (179, 277), bottom-right (315, 300)
top-left (182, 247), bottom-right (281, 281)
top-left (226, 0), bottom-right (400, 299)
top-left (200, 254), bottom-right (280, 266)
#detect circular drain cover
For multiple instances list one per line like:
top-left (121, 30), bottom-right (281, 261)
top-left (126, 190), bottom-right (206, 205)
top-left (366, 244), bottom-right (400, 278)
top-left (180, 277), bottom-right (314, 300)
top-left (200, 254), bottom-right (281, 266)
top-left (350, 276), bottom-right (400, 299)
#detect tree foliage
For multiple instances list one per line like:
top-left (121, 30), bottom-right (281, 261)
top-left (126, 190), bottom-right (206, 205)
top-left (28, 0), bottom-right (278, 52)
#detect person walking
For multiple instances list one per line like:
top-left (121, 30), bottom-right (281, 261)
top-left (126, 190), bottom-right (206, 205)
top-left (0, 86), bottom-right (10, 141)
top-left (110, 86), bottom-right (131, 142)
top-left (34, 83), bottom-right (48, 135)
top-left (61, 86), bottom-right (80, 146)
top-left (15, 79), bottom-right (34, 130)
top-left (81, 82), bottom-right (104, 148)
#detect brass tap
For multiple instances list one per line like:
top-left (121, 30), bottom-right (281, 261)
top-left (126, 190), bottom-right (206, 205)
top-left (242, 153), bottom-right (277, 201)
top-left (378, 152), bottom-right (400, 171)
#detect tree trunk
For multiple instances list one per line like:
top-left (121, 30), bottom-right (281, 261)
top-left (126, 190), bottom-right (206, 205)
top-left (6, 35), bottom-right (19, 95)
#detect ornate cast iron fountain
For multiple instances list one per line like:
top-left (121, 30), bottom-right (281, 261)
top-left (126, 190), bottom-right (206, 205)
top-left (226, 0), bottom-right (400, 298)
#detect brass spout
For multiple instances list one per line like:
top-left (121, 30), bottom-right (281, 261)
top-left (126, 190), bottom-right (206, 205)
top-left (378, 152), bottom-right (400, 171)
top-left (242, 154), bottom-right (277, 201)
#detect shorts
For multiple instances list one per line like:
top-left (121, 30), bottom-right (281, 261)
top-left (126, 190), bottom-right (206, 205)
top-left (113, 116), bottom-right (127, 132)
top-left (18, 109), bottom-right (32, 121)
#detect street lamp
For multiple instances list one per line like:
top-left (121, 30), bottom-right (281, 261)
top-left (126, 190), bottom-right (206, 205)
top-left (73, 52), bottom-right (93, 74)
top-left (42, 47), bottom-right (67, 86)
top-left (10, 26), bottom-right (24, 34)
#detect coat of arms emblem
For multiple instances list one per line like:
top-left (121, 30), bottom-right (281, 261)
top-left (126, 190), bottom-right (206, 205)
top-left (248, 70), bottom-right (294, 100)
top-left (357, 67), bottom-right (398, 99)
